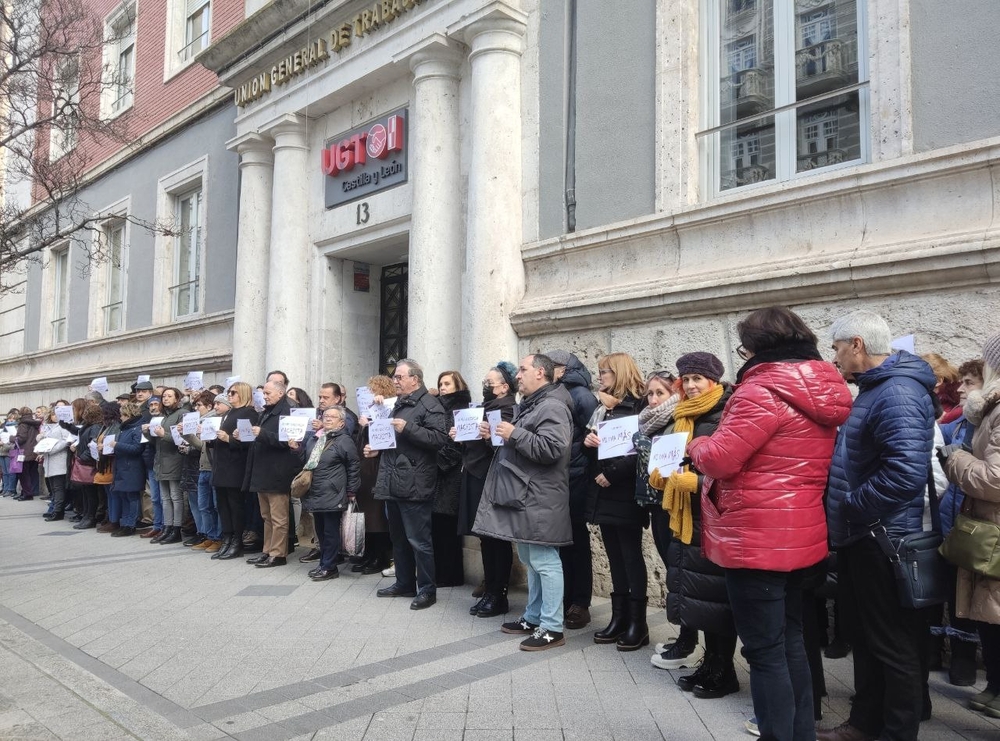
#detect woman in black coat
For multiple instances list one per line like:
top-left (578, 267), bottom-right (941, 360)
top-left (457, 362), bottom-right (517, 617)
top-left (433, 371), bottom-right (472, 588)
top-left (584, 352), bottom-right (650, 651)
top-left (647, 352), bottom-right (738, 700)
top-left (290, 406), bottom-right (361, 580)
top-left (70, 403), bottom-right (105, 529)
top-left (209, 382), bottom-right (259, 560)
top-left (13, 407), bottom-right (41, 500)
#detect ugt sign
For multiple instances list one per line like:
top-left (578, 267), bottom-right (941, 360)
top-left (322, 109), bottom-right (408, 209)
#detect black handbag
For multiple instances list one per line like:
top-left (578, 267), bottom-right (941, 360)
top-left (871, 467), bottom-right (950, 610)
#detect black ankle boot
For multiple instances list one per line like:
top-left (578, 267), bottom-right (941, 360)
top-left (949, 637), bottom-right (979, 687)
top-left (476, 589), bottom-right (510, 618)
top-left (616, 597), bottom-right (649, 651)
top-left (159, 526), bottom-right (182, 544)
top-left (594, 593), bottom-right (628, 644)
top-left (219, 536), bottom-right (243, 560)
top-left (691, 657), bottom-right (740, 699)
top-left (212, 535), bottom-right (233, 560)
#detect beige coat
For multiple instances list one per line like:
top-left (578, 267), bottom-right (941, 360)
top-left (944, 397), bottom-right (1000, 625)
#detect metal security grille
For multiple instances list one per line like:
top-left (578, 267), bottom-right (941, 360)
top-left (378, 263), bottom-right (408, 376)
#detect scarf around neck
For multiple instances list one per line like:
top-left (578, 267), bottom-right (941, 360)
top-left (639, 393), bottom-right (681, 435)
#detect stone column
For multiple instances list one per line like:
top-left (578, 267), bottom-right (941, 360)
top-left (230, 133), bottom-right (274, 382)
top-left (453, 7), bottom-right (527, 378)
top-left (402, 38), bottom-right (465, 373)
top-left (264, 114), bottom-right (311, 386)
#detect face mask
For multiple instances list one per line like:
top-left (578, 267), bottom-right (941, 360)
top-left (482, 386), bottom-right (497, 403)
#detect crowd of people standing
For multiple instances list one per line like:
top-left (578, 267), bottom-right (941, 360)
top-left (3, 305), bottom-right (1000, 741)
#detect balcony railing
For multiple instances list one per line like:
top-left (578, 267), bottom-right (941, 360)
top-left (720, 68), bottom-right (771, 118)
top-left (178, 31), bottom-right (209, 62)
top-left (797, 148), bottom-right (847, 171)
top-left (796, 39), bottom-right (852, 97)
top-left (170, 279), bottom-right (200, 319)
top-left (721, 163), bottom-right (773, 190)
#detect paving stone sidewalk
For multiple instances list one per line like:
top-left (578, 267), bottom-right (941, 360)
top-left (1, 497), bottom-right (999, 740)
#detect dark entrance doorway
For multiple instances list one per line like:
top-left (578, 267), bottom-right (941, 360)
top-left (378, 263), bottom-right (408, 376)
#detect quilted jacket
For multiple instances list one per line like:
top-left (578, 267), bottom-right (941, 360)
top-left (825, 351), bottom-right (937, 548)
top-left (688, 359), bottom-right (852, 571)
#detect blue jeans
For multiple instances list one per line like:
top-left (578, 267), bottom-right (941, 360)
top-left (187, 486), bottom-right (204, 535)
top-left (147, 470), bottom-right (162, 529)
top-left (106, 485), bottom-right (123, 524)
top-left (197, 471), bottom-right (220, 539)
top-left (313, 511), bottom-right (343, 570)
top-left (725, 567), bottom-right (813, 741)
top-left (1, 454), bottom-right (17, 493)
top-left (516, 543), bottom-right (565, 633)
top-left (121, 492), bottom-right (140, 527)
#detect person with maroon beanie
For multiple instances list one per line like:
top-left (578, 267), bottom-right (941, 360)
top-left (688, 306), bottom-right (852, 741)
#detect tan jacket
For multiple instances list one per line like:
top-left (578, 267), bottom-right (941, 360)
top-left (945, 401), bottom-right (1000, 625)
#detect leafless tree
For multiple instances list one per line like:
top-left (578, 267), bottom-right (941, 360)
top-left (0, 0), bottom-right (171, 294)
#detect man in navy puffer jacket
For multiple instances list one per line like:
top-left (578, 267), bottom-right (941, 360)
top-left (819, 311), bottom-right (935, 741)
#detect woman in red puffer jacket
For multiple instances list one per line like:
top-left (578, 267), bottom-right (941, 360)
top-left (687, 306), bottom-right (851, 741)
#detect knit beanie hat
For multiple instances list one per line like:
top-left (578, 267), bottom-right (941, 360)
top-left (676, 352), bottom-right (725, 382)
top-left (214, 394), bottom-right (233, 409)
top-left (982, 333), bottom-right (1000, 374)
top-left (495, 361), bottom-right (517, 390)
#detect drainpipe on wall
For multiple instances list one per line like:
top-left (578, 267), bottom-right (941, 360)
top-left (564, 0), bottom-right (578, 233)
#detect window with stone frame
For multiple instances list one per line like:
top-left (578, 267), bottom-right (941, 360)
top-left (101, 2), bottom-right (136, 118)
top-left (701, 0), bottom-right (868, 194)
top-left (180, 0), bottom-right (211, 62)
top-left (51, 245), bottom-right (70, 345)
top-left (49, 57), bottom-right (80, 160)
top-left (102, 219), bottom-right (127, 333)
top-left (171, 187), bottom-right (202, 319)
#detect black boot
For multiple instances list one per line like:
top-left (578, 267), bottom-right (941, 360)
top-left (594, 593), bottom-right (628, 644)
top-left (212, 535), bottom-right (233, 560)
top-left (677, 655), bottom-right (713, 692)
top-left (219, 536), bottom-right (243, 560)
top-left (73, 518), bottom-right (96, 530)
top-left (159, 526), bottom-right (182, 544)
top-left (949, 637), bottom-right (979, 687)
top-left (691, 655), bottom-right (740, 699)
top-left (616, 597), bottom-right (649, 652)
top-left (476, 588), bottom-right (510, 618)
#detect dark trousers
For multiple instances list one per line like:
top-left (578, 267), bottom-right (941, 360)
top-left (802, 589), bottom-right (827, 719)
top-left (313, 511), bottom-right (343, 571)
top-left (386, 500), bottom-right (435, 596)
top-left (726, 567), bottom-right (813, 741)
top-left (431, 512), bottom-right (464, 587)
top-left (481, 536), bottom-right (513, 594)
top-left (600, 522), bottom-right (647, 598)
top-left (560, 515), bottom-right (593, 608)
top-left (80, 484), bottom-right (99, 521)
top-left (47, 475), bottom-right (67, 515)
top-left (841, 537), bottom-right (924, 741)
top-left (18, 461), bottom-right (39, 498)
top-left (980, 621), bottom-right (1000, 689)
top-left (215, 486), bottom-right (245, 538)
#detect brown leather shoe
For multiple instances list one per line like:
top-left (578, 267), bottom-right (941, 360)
top-left (816, 722), bottom-right (876, 741)
top-left (191, 539), bottom-right (212, 551)
top-left (97, 522), bottom-right (118, 533)
top-left (564, 604), bottom-right (591, 630)
top-left (140, 529), bottom-right (162, 539)
top-left (202, 540), bottom-right (221, 552)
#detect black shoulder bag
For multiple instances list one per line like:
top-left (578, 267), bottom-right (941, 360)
top-left (871, 466), bottom-right (950, 609)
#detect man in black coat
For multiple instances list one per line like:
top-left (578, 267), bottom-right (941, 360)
top-left (241, 379), bottom-right (302, 568)
top-left (547, 350), bottom-right (598, 629)
top-left (364, 359), bottom-right (448, 610)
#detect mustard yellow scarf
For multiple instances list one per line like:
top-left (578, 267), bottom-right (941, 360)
top-left (649, 383), bottom-right (724, 544)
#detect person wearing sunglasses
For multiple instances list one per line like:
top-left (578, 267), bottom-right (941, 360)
top-left (209, 381), bottom-right (258, 560)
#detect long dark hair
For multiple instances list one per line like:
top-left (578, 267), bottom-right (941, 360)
top-left (737, 306), bottom-right (818, 354)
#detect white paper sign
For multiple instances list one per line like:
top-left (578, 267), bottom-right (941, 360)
top-left (102, 434), bottom-right (116, 455)
top-left (648, 432), bottom-right (690, 476)
top-left (0, 431), bottom-right (9, 445)
top-left (54, 405), bottom-right (74, 423)
top-left (136, 374), bottom-right (150, 384)
top-left (200, 417), bottom-right (222, 440)
top-left (368, 397), bottom-right (396, 420)
top-left (252, 389), bottom-right (266, 411)
top-left (88, 440), bottom-right (99, 459)
top-left (34, 438), bottom-right (58, 454)
top-left (185, 371), bottom-right (204, 391)
top-left (170, 426), bottom-right (185, 447)
top-left (181, 411), bottom-right (200, 435)
top-left (356, 387), bottom-right (375, 416)
top-left (91, 377), bottom-right (110, 395)
top-left (223, 375), bottom-right (240, 390)
top-left (40, 423), bottom-right (56, 438)
top-left (148, 416), bottom-right (164, 437)
top-left (290, 407), bottom-right (317, 420)
top-left (891, 334), bottom-right (915, 354)
top-left (278, 415), bottom-right (309, 442)
top-left (368, 419), bottom-right (396, 450)
top-left (237, 418), bottom-right (256, 442)
top-left (486, 410), bottom-right (504, 447)
top-left (597, 415), bottom-right (641, 460)
top-left (454, 407), bottom-right (485, 442)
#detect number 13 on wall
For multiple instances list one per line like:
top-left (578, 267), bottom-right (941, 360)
top-left (356, 202), bottom-right (370, 225)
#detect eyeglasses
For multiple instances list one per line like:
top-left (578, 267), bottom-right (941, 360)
top-left (227, 390), bottom-right (238, 396)
top-left (737, 345), bottom-right (750, 360)
top-left (483, 381), bottom-right (504, 389)
top-left (392, 374), bottom-right (409, 381)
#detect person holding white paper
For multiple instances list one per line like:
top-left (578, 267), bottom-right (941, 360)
top-left (107, 402), bottom-right (146, 537)
top-left (150, 388), bottom-right (189, 545)
top-left (644, 354), bottom-right (738, 700)
top-left (209, 383), bottom-right (259, 560)
top-left (455, 361), bottom-right (517, 618)
top-left (13, 407), bottom-right (41, 501)
top-left (37, 405), bottom-right (76, 520)
top-left (350, 375), bottom-right (395, 574)
top-left (582, 353), bottom-right (650, 652)
top-left (432, 371), bottom-right (472, 588)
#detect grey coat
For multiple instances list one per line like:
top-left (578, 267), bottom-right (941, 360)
top-left (373, 386), bottom-right (449, 503)
top-left (153, 406), bottom-right (187, 482)
top-left (473, 383), bottom-right (574, 546)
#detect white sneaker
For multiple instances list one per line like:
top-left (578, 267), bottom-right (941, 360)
top-left (744, 717), bottom-right (760, 737)
top-left (650, 641), bottom-right (704, 670)
top-left (381, 565), bottom-right (395, 577)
